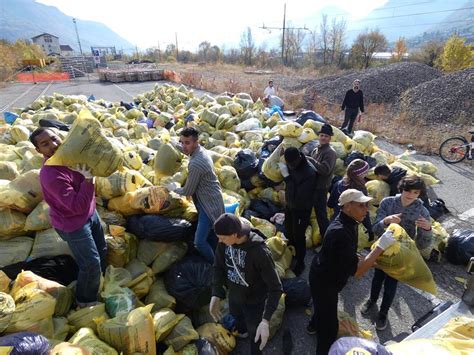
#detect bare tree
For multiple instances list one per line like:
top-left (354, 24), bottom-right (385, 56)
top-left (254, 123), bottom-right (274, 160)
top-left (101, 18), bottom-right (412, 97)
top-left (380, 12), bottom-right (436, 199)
top-left (305, 26), bottom-right (319, 67)
top-left (198, 41), bottom-right (211, 62)
top-left (329, 17), bottom-right (347, 65)
top-left (320, 14), bottom-right (329, 65)
top-left (350, 29), bottom-right (387, 68)
top-left (209, 45), bottom-right (222, 63)
top-left (284, 28), bottom-right (306, 67)
top-left (240, 27), bottom-right (255, 65)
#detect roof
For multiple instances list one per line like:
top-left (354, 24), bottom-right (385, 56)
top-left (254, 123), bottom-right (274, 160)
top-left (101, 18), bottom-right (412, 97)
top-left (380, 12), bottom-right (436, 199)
top-left (31, 33), bottom-right (59, 39)
top-left (60, 45), bottom-right (74, 51)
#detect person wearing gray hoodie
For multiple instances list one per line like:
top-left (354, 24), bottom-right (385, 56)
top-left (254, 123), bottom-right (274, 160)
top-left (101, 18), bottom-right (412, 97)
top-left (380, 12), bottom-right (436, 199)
top-left (210, 213), bottom-right (282, 355)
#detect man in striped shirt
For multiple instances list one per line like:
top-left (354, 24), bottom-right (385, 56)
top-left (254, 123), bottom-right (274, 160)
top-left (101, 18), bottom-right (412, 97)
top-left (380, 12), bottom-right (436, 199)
top-left (168, 127), bottom-right (225, 263)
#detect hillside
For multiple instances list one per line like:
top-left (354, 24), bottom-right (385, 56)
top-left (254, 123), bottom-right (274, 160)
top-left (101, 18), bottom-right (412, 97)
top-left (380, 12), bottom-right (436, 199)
top-left (0, 0), bottom-right (134, 54)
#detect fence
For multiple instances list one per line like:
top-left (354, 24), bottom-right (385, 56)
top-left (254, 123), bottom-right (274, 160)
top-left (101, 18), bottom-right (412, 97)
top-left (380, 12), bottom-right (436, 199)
top-left (16, 72), bottom-right (70, 82)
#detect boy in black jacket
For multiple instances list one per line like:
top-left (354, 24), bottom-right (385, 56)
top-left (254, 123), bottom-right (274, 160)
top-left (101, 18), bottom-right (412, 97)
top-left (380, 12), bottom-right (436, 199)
top-left (279, 147), bottom-right (317, 275)
top-left (210, 213), bottom-right (283, 355)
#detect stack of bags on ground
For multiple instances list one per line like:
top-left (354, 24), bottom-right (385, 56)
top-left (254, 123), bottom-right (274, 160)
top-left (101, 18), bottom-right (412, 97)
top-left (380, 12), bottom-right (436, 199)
top-left (0, 83), bottom-right (462, 353)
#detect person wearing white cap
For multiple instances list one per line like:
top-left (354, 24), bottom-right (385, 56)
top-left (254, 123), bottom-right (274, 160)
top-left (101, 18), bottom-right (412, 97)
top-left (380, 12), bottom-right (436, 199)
top-left (307, 189), bottom-right (396, 355)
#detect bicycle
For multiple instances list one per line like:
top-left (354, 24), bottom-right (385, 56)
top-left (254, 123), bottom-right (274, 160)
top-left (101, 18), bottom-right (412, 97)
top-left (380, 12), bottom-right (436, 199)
top-left (439, 130), bottom-right (474, 164)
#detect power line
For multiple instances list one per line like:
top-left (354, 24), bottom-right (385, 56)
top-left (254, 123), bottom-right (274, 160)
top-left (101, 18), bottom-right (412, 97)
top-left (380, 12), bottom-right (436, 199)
top-left (347, 19), bottom-right (473, 33)
top-left (359, 6), bottom-right (474, 22)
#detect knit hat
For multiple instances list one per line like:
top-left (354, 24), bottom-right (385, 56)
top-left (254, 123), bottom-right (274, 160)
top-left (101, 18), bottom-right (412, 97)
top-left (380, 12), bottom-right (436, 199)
top-left (214, 213), bottom-right (251, 236)
top-left (318, 123), bottom-right (334, 136)
top-left (284, 147), bottom-right (301, 168)
top-left (353, 161), bottom-right (369, 176)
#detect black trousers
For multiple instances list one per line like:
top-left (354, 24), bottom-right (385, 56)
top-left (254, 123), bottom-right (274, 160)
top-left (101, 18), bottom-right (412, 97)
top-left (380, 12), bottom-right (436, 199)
top-left (284, 208), bottom-right (312, 266)
top-left (229, 297), bottom-right (265, 355)
top-left (369, 268), bottom-right (398, 316)
top-left (309, 269), bottom-right (339, 355)
top-left (341, 107), bottom-right (359, 134)
top-left (313, 188), bottom-right (330, 240)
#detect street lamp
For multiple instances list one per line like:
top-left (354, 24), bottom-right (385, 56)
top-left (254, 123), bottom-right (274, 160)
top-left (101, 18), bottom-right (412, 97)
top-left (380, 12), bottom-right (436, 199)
top-left (72, 18), bottom-right (83, 56)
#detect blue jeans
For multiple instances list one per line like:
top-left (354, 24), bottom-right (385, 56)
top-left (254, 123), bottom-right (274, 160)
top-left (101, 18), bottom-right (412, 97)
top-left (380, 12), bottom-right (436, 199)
top-left (195, 203), bottom-right (217, 263)
top-left (55, 210), bottom-right (107, 305)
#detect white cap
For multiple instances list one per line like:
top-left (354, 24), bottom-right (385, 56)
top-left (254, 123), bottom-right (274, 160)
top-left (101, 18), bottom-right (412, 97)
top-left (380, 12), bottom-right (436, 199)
top-left (338, 189), bottom-right (372, 206)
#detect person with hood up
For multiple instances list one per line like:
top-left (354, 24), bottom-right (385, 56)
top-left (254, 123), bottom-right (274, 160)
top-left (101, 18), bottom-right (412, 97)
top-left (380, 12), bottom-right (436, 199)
top-left (279, 147), bottom-right (317, 275)
top-left (210, 213), bottom-right (283, 355)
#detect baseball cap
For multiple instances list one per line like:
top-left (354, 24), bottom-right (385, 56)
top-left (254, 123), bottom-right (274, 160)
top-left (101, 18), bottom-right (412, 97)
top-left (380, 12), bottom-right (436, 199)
top-left (338, 189), bottom-right (372, 206)
top-left (214, 213), bottom-right (251, 236)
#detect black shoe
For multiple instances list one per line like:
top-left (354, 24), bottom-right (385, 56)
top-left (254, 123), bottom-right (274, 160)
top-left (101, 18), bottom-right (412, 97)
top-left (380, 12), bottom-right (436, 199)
top-left (361, 300), bottom-right (376, 315)
top-left (376, 313), bottom-right (388, 330)
top-left (306, 322), bottom-right (317, 335)
top-left (293, 263), bottom-right (305, 276)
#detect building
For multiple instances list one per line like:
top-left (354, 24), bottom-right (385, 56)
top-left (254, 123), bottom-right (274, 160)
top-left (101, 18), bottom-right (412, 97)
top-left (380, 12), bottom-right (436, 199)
top-left (31, 33), bottom-right (61, 56)
top-left (60, 45), bottom-right (74, 56)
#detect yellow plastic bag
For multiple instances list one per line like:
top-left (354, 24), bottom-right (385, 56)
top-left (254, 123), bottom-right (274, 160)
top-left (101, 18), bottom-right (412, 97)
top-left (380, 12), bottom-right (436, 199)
top-left (197, 323), bottom-right (236, 354)
top-left (278, 122), bottom-right (303, 138)
top-left (434, 316), bottom-right (474, 354)
top-left (124, 259), bottom-right (154, 298)
top-left (0, 236), bottom-right (33, 267)
top-left (97, 305), bottom-right (156, 355)
top-left (269, 294), bottom-right (286, 339)
top-left (371, 224), bottom-right (437, 295)
top-left (0, 169), bottom-right (43, 213)
top-left (352, 130), bottom-right (376, 152)
top-left (387, 339), bottom-right (459, 354)
top-left (297, 128), bottom-right (317, 144)
top-left (105, 228), bottom-right (138, 268)
top-left (265, 236), bottom-right (294, 273)
top-left (164, 315), bottom-right (199, 351)
top-left (151, 241), bottom-right (188, 274)
top-left (69, 327), bottom-right (119, 355)
top-left (250, 216), bottom-right (276, 238)
top-left (153, 143), bottom-right (182, 179)
top-left (152, 308), bottom-right (185, 342)
top-left (412, 160), bottom-right (438, 176)
top-left (217, 166), bottom-right (241, 192)
top-left (30, 228), bottom-right (73, 259)
top-left (261, 144), bottom-right (284, 183)
top-left (46, 109), bottom-right (124, 177)
top-left (24, 200), bottom-right (51, 231)
top-left (52, 317), bottom-right (71, 341)
top-left (365, 180), bottom-right (390, 206)
top-left (67, 303), bottom-right (109, 333)
top-left (330, 142), bottom-right (347, 159)
top-left (145, 278), bottom-right (176, 312)
top-left (49, 342), bottom-right (90, 355)
top-left (96, 169), bottom-right (150, 199)
top-left (0, 292), bottom-right (15, 333)
top-left (0, 161), bottom-right (19, 181)
top-left (0, 271), bottom-right (11, 293)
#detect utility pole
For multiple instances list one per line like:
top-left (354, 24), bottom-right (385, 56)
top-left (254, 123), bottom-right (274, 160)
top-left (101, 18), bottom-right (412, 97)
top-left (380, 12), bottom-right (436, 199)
top-left (72, 18), bottom-right (83, 55)
top-left (259, 3), bottom-right (311, 66)
top-left (175, 32), bottom-right (179, 61)
top-left (135, 45), bottom-right (139, 60)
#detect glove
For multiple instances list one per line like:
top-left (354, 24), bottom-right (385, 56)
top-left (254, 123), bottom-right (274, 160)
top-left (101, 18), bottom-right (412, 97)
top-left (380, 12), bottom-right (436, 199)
top-left (278, 162), bottom-right (289, 178)
top-left (209, 296), bottom-right (222, 322)
top-left (377, 230), bottom-right (396, 250)
top-left (165, 182), bottom-right (179, 192)
top-left (73, 164), bottom-right (93, 180)
top-left (254, 319), bottom-right (270, 351)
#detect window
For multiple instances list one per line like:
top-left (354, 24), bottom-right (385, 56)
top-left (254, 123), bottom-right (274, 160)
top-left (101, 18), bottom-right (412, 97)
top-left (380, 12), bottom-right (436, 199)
top-left (44, 35), bottom-right (52, 43)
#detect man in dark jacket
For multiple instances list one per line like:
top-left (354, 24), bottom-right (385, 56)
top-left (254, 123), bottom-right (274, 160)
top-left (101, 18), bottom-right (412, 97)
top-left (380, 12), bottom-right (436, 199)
top-left (309, 123), bottom-right (337, 240)
top-left (210, 213), bottom-right (283, 355)
top-left (374, 164), bottom-right (407, 197)
top-left (307, 189), bottom-right (396, 355)
top-left (340, 79), bottom-right (364, 134)
top-left (279, 147), bottom-right (317, 275)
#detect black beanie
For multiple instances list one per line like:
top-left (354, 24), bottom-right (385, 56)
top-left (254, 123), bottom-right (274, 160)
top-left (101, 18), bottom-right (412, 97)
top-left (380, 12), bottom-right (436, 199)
top-left (284, 147), bottom-right (301, 164)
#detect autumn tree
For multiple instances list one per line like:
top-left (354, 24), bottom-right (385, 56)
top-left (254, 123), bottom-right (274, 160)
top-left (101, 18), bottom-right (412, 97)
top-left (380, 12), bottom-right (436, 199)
top-left (437, 35), bottom-right (473, 72)
top-left (240, 27), bottom-right (255, 65)
top-left (350, 29), bottom-right (388, 68)
top-left (411, 41), bottom-right (444, 67)
top-left (392, 37), bottom-right (407, 61)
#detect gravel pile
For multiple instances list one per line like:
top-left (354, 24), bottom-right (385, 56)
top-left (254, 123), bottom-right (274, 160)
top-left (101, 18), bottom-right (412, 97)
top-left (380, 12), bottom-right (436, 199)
top-left (399, 67), bottom-right (473, 125)
top-left (303, 62), bottom-right (442, 107)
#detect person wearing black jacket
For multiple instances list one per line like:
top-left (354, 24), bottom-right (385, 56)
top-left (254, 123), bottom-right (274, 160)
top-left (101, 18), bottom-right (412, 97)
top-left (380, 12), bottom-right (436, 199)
top-left (210, 213), bottom-right (282, 355)
top-left (374, 164), bottom-right (407, 197)
top-left (307, 189), bottom-right (396, 355)
top-left (341, 79), bottom-right (364, 134)
top-left (279, 147), bottom-right (317, 275)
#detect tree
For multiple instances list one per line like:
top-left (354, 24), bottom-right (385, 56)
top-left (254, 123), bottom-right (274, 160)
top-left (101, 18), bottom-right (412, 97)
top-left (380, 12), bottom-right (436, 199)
top-left (328, 17), bottom-right (347, 65)
top-left (305, 27), bottom-right (319, 67)
top-left (284, 28), bottom-right (306, 67)
top-left (198, 41), bottom-right (211, 62)
top-left (208, 45), bottom-right (222, 63)
top-left (240, 27), bottom-right (255, 65)
top-left (350, 29), bottom-right (388, 68)
top-left (437, 35), bottom-right (472, 72)
top-left (319, 14), bottom-right (329, 65)
top-left (411, 41), bottom-right (443, 67)
top-left (392, 37), bottom-right (407, 61)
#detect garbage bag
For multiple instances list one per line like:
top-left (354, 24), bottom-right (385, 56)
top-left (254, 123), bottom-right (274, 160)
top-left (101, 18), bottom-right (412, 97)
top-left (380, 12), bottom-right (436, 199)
top-left (138, 240), bottom-right (187, 274)
top-left (249, 198), bottom-right (281, 220)
top-left (67, 303), bottom-right (108, 334)
top-left (0, 237), bottom-right (33, 267)
top-left (0, 161), bottom-right (19, 181)
top-left (197, 323), bottom-right (236, 354)
top-left (51, 317), bottom-right (69, 341)
top-left (260, 136), bottom-right (282, 159)
top-left (127, 214), bottom-right (193, 242)
top-left (250, 216), bottom-right (276, 238)
top-left (371, 224), bottom-right (437, 294)
top-left (281, 277), bottom-right (311, 307)
top-left (278, 122), bottom-right (303, 138)
top-left (164, 315), bottom-right (199, 351)
top-left (329, 336), bottom-right (391, 355)
top-left (0, 332), bottom-right (50, 355)
top-left (97, 305), bottom-right (156, 355)
top-left (0, 169), bottom-right (43, 213)
top-left (152, 308), bottom-right (185, 342)
top-left (387, 339), bottom-right (460, 354)
top-left (344, 151), bottom-right (365, 167)
top-left (38, 118), bottom-right (70, 132)
top-left (217, 165), bottom-right (241, 192)
top-left (295, 110), bottom-right (326, 126)
top-left (0, 292), bottom-right (15, 333)
top-left (45, 110), bottom-right (123, 177)
top-left (165, 257), bottom-right (212, 313)
top-left (269, 294), bottom-right (286, 339)
top-left (445, 229), bottom-right (474, 265)
top-left (30, 228), bottom-right (73, 259)
top-left (96, 169), bottom-right (150, 199)
top-left (153, 143), bottom-right (182, 179)
top-left (106, 229), bottom-right (138, 268)
top-left (352, 130), bottom-right (376, 152)
top-left (102, 286), bottom-right (136, 318)
top-left (330, 142), bottom-right (347, 159)
top-left (427, 198), bottom-right (449, 221)
top-left (2, 255), bottom-right (78, 286)
top-left (300, 139), bottom-right (319, 157)
top-left (68, 327), bottom-right (118, 355)
top-left (234, 149), bottom-right (258, 180)
top-left (195, 338), bottom-right (219, 355)
top-left (433, 315), bottom-right (474, 354)
top-left (145, 278), bottom-right (176, 312)
top-left (24, 201), bottom-right (51, 231)
top-left (365, 180), bottom-right (390, 206)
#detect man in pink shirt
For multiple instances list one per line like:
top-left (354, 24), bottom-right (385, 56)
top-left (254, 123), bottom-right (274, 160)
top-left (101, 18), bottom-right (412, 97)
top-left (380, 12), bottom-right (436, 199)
top-left (30, 127), bottom-right (106, 308)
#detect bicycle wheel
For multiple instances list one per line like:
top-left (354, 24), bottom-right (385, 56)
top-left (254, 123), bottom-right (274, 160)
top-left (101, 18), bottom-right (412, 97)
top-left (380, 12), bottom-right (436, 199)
top-left (439, 137), bottom-right (468, 163)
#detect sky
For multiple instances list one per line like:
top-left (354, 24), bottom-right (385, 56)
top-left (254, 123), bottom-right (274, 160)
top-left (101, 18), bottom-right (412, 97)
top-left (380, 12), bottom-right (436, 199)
top-left (36, 0), bottom-right (389, 51)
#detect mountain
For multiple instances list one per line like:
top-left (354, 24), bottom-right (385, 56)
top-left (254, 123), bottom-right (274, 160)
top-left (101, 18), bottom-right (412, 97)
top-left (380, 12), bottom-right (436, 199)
top-left (0, 0), bottom-right (134, 54)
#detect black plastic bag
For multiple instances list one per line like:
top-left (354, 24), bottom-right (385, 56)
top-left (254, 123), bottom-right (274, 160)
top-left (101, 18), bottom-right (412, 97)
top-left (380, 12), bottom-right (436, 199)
top-left (2, 255), bottom-right (78, 285)
top-left (0, 332), bottom-right (50, 355)
top-left (329, 336), bottom-right (391, 355)
top-left (257, 159), bottom-right (280, 188)
top-left (240, 178), bottom-right (256, 190)
top-left (282, 277), bottom-right (311, 307)
top-left (428, 198), bottom-right (450, 220)
top-left (234, 149), bottom-right (259, 180)
top-left (344, 151), bottom-right (365, 166)
top-left (364, 155), bottom-right (377, 168)
top-left (260, 136), bottom-right (283, 159)
top-left (127, 214), bottom-right (194, 242)
top-left (445, 229), bottom-right (474, 265)
top-left (300, 139), bottom-right (319, 157)
top-left (165, 256), bottom-right (213, 313)
top-left (249, 198), bottom-right (281, 220)
top-left (38, 118), bottom-right (70, 131)
top-left (295, 110), bottom-right (326, 126)
top-left (196, 338), bottom-right (219, 355)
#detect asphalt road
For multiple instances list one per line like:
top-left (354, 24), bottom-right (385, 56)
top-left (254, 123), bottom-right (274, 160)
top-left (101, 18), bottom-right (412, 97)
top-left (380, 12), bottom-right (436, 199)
top-left (1, 78), bottom-right (472, 354)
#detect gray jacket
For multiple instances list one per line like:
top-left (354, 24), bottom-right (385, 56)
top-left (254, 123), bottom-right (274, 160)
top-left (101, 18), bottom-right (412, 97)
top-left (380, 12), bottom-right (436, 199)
top-left (309, 143), bottom-right (337, 190)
